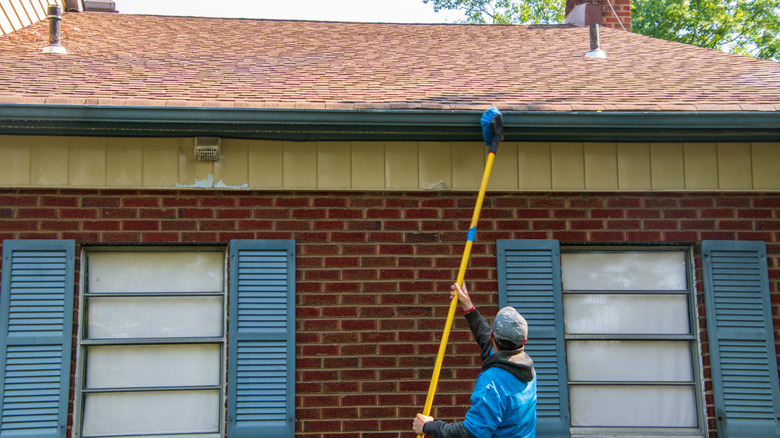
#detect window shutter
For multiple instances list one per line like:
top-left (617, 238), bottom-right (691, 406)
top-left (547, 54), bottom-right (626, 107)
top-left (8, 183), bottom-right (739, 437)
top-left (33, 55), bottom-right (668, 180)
top-left (701, 240), bottom-right (780, 437)
top-left (228, 240), bottom-right (295, 438)
top-left (497, 239), bottom-right (569, 437)
top-left (0, 240), bottom-right (75, 438)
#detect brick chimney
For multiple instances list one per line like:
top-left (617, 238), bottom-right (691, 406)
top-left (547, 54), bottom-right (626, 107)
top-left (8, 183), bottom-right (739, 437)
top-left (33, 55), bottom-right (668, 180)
top-left (565, 0), bottom-right (631, 31)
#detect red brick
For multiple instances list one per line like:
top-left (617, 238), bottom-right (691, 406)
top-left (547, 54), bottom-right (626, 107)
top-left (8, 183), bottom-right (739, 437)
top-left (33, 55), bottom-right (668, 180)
top-left (139, 208), bottom-right (176, 219)
top-left (17, 208), bottom-right (57, 218)
top-left (83, 197), bottom-right (120, 207)
top-left (41, 220), bottom-right (78, 231)
top-left (0, 196), bottom-right (37, 206)
top-left (141, 232), bottom-right (179, 243)
top-left (60, 208), bottom-right (98, 219)
top-left (101, 232), bottom-right (141, 243)
top-left (100, 208), bottom-right (137, 219)
top-left (663, 209), bottom-right (698, 219)
top-left (122, 220), bottom-right (160, 231)
top-left (178, 208), bottom-right (213, 219)
top-left (199, 197), bottom-right (236, 207)
top-left (122, 197), bottom-right (160, 207)
top-left (276, 198), bottom-right (311, 208)
top-left (329, 209), bottom-right (365, 219)
top-left (162, 197), bottom-right (198, 207)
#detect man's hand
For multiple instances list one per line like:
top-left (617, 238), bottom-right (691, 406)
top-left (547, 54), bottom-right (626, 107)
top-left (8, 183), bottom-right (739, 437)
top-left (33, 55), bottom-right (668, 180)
top-left (450, 283), bottom-right (473, 312)
top-left (413, 413), bottom-right (433, 435)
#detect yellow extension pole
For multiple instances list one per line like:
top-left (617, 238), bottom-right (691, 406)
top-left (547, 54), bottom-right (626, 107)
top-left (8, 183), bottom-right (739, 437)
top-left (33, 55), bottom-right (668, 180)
top-left (417, 150), bottom-right (497, 438)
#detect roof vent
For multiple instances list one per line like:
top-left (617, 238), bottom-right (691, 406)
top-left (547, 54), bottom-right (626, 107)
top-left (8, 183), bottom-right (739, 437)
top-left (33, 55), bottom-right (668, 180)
top-left (586, 23), bottom-right (607, 58)
top-left (82, 0), bottom-right (118, 12)
top-left (194, 137), bottom-right (221, 161)
top-left (42, 4), bottom-right (66, 55)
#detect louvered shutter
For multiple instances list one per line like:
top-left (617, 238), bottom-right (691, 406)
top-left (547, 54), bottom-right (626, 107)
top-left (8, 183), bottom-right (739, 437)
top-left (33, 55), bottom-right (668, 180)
top-left (228, 240), bottom-right (295, 438)
top-left (497, 239), bottom-right (569, 437)
top-left (0, 240), bottom-right (75, 438)
top-left (701, 240), bottom-right (780, 437)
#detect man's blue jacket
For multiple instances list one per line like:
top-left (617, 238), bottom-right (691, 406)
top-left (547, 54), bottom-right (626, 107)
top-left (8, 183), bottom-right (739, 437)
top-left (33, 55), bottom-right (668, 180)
top-left (422, 308), bottom-right (537, 438)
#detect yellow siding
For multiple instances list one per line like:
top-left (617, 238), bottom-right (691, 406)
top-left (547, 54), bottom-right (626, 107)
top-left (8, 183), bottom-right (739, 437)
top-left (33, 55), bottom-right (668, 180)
top-left (717, 143), bottom-right (752, 189)
top-left (551, 143), bottom-right (585, 190)
top-left (2, 136), bottom-right (778, 191)
top-left (584, 143), bottom-right (618, 190)
top-left (214, 139), bottom-right (249, 188)
top-left (518, 142), bottom-right (552, 190)
top-left (248, 140), bottom-right (283, 188)
top-left (752, 143), bottom-right (780, 189)
top-left (419, 142), bottom-right (452, 190)
top-left (31, 136), bottom-right (69, 186)
top-left (318, 142), bottom-right (351, 189)
top-left (617, 143), bottom-right (651, 190)
top-left (489, 142), bottom-right (518, 191)
top-left (683, 143), bottom-right (718, 190)
top-left (385, 141), bottom-right (418, 190)
top-left (283, 142), bottom-right (317, 188)
top-left (106, 138), bottom-right (143, 187)
top-left (351, 142), bottom-right (385, 189)
top-left (0, 136), bottom-right (30, 186)
top-left (650, 143), bottom-right (685, 190)
top-left (143, 138), bottom-right (179, 187)
top-left (69, 137), bottom-right (106, 187)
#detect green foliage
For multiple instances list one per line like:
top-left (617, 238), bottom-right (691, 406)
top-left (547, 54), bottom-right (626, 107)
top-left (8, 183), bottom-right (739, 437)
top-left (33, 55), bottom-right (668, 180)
top-left (632, 0), bottom-right (780, 61)
top-left (424, 0), bottom-right (780, 61)
top-left (422, 0), bottom-right (564, 24)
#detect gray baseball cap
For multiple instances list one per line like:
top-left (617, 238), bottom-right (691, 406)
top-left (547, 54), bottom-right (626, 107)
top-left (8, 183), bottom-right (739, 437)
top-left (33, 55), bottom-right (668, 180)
top-left (492, 306), bottom-right (528, 350)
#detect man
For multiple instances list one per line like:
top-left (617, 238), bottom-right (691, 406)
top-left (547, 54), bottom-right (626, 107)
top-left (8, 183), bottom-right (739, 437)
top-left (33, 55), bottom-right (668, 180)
top-left (413, 282), bottom-right (536, 438)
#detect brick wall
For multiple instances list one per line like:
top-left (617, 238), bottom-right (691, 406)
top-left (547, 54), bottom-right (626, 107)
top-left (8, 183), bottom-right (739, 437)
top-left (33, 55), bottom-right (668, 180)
top-left (1, 188), bottom-right (779, 437)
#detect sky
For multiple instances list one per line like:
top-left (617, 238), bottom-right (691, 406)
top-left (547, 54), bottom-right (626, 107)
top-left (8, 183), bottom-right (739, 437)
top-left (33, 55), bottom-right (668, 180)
top-left (115, 0), bottom-right (464, 23)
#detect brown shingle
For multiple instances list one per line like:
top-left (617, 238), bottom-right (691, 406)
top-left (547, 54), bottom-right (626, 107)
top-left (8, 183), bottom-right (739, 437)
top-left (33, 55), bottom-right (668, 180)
top-left (1, 12), bottom-right (778, 111)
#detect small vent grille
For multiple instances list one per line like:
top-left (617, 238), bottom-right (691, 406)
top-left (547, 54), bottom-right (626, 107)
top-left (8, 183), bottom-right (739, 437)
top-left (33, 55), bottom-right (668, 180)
top-left (194, 137), bottom-right (221, 161)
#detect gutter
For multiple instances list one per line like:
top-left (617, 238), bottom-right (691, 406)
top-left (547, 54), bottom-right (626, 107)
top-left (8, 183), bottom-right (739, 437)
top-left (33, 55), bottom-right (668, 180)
top-left (0, 104), bottom-right (779, 142)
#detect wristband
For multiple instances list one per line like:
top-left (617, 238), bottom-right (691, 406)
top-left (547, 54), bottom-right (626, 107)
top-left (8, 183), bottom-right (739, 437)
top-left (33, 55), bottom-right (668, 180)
top-left (464, 305), bottom-right (475, 315)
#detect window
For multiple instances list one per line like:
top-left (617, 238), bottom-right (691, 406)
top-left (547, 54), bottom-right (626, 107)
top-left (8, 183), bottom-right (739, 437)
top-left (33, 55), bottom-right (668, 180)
top-left (498, 239), bottom-right (780, 438)
top-left (75, 249), bottom-right (227, 438)
top-left (1, 239), bottom-right (295, 438)
top-left (561, 250), bottom-right (700, 433)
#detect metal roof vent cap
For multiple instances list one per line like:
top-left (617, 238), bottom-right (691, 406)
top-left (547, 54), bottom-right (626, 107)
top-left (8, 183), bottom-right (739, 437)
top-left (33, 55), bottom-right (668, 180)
top-left (194, 137), bottom-right (221, 161)
top-left (42, 4), bottom-right (67, 55)
top-left (586, 23), bottom-right (607, 58)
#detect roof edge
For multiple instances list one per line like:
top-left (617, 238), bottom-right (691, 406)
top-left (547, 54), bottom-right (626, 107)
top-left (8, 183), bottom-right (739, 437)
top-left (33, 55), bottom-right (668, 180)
top-left (0, 104), bottom-right (779, 142)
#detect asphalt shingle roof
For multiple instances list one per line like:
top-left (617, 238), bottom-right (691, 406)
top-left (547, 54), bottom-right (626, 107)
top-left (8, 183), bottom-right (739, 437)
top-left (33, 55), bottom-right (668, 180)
top-left (1, 12), bottom-right (779, 111)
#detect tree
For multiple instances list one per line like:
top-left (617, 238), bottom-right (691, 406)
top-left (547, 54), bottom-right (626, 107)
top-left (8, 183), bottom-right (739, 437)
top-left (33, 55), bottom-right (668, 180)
top-left (423, 0), bottom-right (780, 62)
top-left (632, 0), bottom-right (780, 61)
top-left (422, 0), bottom-right (563, 24)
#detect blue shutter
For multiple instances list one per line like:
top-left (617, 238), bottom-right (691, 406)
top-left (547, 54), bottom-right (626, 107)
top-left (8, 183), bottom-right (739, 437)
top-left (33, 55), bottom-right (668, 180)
top-left (497, 239), bottom-right (569, 437)
top-left (0, 240), bottom-right (75, 438)
top-left (701, 240), bottom-right (780, 437)
top-left (228, 240), bottom-right (295, 438)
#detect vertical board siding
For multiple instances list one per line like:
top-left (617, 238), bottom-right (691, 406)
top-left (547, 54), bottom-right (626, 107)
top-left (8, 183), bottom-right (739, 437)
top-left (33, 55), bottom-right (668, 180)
top-left (497, 239), bottom-right (569, 437)
top-left (228, 241), bottom-right (295, 438)
top-left (0, 240), bottom-right (74, 438)
top-left (702, 241), bottom-right (780, 437)
top-left (2, 137), bottom-right (778, 190)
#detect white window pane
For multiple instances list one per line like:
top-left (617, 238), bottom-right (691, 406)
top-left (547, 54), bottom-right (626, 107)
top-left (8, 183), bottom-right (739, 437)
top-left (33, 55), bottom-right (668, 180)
top-left (570, 385), bottom-right (697, 427)
top-left (566, 341), bottom-right (694, 382)
top-left (82, 390), bottom-right (219, 436)
top-left (87, 296), bottom-right (223, 338)
top-left (563, 294), bottom-right (690, 334)
top-left (562, 251), bottom-right (687, 291)
top-left (88, 251), bottom-right (224, 293)
top-left (86, 344), bottom-right (220, 388)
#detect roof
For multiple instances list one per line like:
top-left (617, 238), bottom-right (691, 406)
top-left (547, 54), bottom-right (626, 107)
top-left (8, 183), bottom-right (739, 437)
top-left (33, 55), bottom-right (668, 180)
top-left (1, 12), bottom-right (779, 112)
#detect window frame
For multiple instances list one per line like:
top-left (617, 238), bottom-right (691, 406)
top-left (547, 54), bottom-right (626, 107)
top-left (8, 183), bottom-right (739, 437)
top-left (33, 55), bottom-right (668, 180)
top-left (560, 245), bottom-right (707, 437)
top-left (72, 245), bottom-right (228, 438)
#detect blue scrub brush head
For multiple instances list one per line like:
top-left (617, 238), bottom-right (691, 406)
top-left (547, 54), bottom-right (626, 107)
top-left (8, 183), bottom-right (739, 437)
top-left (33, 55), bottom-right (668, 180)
top-left (481, 107), bottom-right (503, 152)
